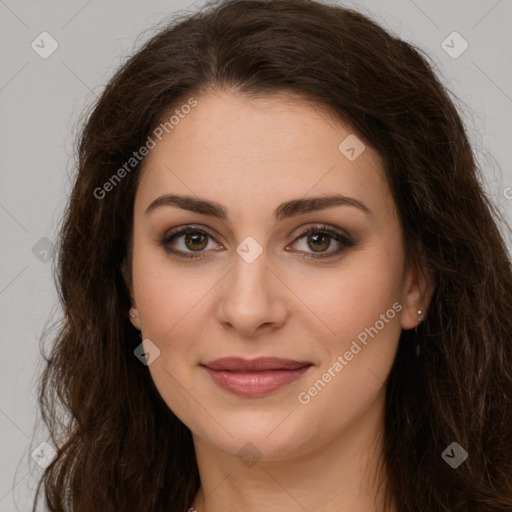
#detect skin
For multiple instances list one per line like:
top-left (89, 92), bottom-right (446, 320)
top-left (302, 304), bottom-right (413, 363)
top-left (125, 89), bottom-right (433, 512)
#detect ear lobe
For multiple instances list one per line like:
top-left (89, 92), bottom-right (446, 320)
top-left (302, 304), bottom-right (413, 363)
top-left (121, 257), bottom-right (142, 329)
top-left (129, 306), bottom-right (142, 330)
top-left (401, 257), bottom-right (435, 331)
top-left (120, 244), bottom-right (142, 330)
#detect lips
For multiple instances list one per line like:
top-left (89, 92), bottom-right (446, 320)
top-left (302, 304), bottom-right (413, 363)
top-left (201, 357), bottom-right (313, 397)
top-left (202, 357), bottom-right (311, 372)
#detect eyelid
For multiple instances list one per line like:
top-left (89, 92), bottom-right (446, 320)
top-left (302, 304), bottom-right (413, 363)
top-left (291, 223), bottom-right (351, 240)
top-left (160, 223), bottom-right (354, 260)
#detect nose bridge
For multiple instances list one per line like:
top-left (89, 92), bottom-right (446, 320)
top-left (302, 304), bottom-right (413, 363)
top-left (217, 242), bottom-right (287, 334)
top-left (228, 232), bottom-right (270, 296)
top-left (229, 244), bottom-right (272, 307)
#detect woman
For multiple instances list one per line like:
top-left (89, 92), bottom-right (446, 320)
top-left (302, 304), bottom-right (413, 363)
top-left (33, 0), bottom-right (512, 510)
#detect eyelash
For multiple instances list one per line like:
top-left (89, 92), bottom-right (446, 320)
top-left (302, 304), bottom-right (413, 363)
top-left (158, 224), bottom-right (355, 261)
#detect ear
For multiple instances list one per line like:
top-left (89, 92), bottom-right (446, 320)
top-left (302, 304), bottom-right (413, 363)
top-left (400, 255), bottom-right (435, 330)
top-left (121, 256), bottom-right (142, 331)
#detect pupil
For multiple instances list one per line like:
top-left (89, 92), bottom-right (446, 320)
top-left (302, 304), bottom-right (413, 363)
top-left (309, 233), bottom-right (329, 252)
top-left (186, 232), bottom-right (207, 251)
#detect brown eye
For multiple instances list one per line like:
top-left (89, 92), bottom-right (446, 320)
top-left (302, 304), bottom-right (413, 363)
top-left (289, 225), bottom-right (354, 260)
top-left (160, 224), bottom-right (354, 261)
top-left (159, 226), bottom-right (220, 259)
top-left (305, 232), bottom-right (331, 252)
top-left (183, 231), bottom-right (208, 251)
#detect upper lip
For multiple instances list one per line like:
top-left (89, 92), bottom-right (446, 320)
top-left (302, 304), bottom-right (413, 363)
top-left (201, 357), bottom-right (312, 372)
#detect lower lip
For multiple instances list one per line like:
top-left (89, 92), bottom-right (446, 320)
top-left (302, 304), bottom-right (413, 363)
top-left (202, 365), bottom-right (312, 397)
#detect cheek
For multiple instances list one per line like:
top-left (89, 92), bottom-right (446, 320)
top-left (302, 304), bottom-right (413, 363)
top-left (132, 257), bottom-right (210, 426)
top-left (294, 266), bottom-right (403, 438)
top-left (131, 247), bottom-right (220, 408)
top-left (300, 246), bottom-right (404, 348)
top-left (293, 245), bottom-right (404, 422)
top-left (132, 238), bottom-right (209, 336)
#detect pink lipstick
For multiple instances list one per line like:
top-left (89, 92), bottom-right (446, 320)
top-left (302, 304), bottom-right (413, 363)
top-left (201, 357), bottom-right (312, 397)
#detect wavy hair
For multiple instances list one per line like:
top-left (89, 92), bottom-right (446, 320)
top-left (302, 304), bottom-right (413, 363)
top-left (32, 0), bottom-right (512, 510)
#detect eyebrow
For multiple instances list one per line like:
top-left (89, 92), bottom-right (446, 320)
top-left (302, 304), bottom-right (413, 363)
top-left (144, 193), bottom-right (371, 221)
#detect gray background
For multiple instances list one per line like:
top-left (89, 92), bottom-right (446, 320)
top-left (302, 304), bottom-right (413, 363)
top-left (1, 0), bottom-right (511, 509)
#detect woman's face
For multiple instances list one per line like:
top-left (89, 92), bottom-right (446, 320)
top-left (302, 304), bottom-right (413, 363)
top-left (127, 90), bottom-right (429, 461)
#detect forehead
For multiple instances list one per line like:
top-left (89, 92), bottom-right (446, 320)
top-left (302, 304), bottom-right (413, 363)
top-left (135, 90), bottom-right (391, 221)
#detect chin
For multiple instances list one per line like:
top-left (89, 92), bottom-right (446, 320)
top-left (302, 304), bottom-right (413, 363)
top-left (196, 413), bottom-right (316, 462)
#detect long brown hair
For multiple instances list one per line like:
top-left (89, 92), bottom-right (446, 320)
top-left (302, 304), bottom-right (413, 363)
top-left (32, 0), bottom-right (512, 510)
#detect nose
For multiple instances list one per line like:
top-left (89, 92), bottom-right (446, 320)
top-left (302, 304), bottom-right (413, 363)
top-left (215, 249), bottom-right (289, 338)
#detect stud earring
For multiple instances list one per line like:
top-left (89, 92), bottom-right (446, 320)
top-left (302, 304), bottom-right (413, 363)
top-left (414, 309), bottom-right (423, 335)
top-left (415, 309), bottom-right (423, 358)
